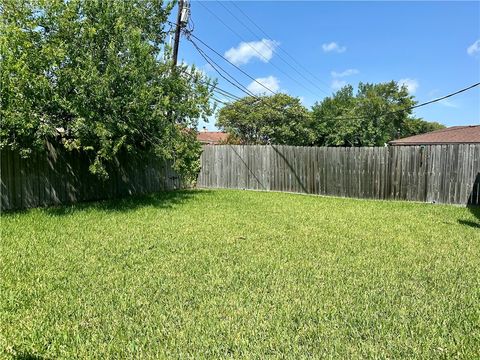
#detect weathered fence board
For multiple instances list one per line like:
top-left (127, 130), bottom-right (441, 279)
top-left (0, 146), bottom-right (181, 211)
top-left (197, 144), bottom-right (480, 206)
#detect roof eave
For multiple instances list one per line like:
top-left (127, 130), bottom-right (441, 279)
top-left (389, 141), bottom-right (480, 146)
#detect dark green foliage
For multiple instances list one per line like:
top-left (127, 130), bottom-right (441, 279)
top-left (312, 82), bottom-right (420, 146)
top-left (0, 0), bottom-right (213, 180)
top-left (400, 118), bottom-right (446, 138)
top-left (216, 83), bottom-right (444, 147)
top-left (216, 94), bottom-right (314, 145)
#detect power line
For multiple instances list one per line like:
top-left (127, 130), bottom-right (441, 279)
top-left (212, 97), bottom-right (230, 105)
top-left (196, 1), bottom-right (327, 98)
top-left (218, 0), bottom-right (332, 97)
top-left (184, 40), bottom-right (480, 121)
top-left (168, 24), bottom-right (479, 122)
top-left (186, 32), bottom-right (278, 96)
top-left (229, 1), bottom-right (334, 95)
top-left (187, 36), bottom-right (287, 105)
top-left (174, 63), bottom-right (244, 101)
top-left (168, 19), bottom-right (277, 96)
top-left (178, 42), bottom-right (479, 122)
top-left (189, 38), bottom-right (258, 97)
top-left (331, 82), bottom-right (480, 122)
top-left (183, 63), bottom-right (479, 126)
top-left (192, 40), bottom-right (257, 97)
top-left (169, 19), bottom-right (267, 100)
top-left (410, 82), bottom-right (479, 110)
top-left (213, 87), bottom-right (242, 101)
top-left (185, 37), bottom-right (283, 107)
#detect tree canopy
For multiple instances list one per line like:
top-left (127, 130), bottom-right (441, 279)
top-left (0, 0), bottom-right (214, 180)
top-left (400, 118), bottom-right (445, 139)
top-left (215, 82), bottom-right (444, 147)
top-left (216, 94), bottom-right (314, 145)
top-left (312, 81), bottom-right (426, 147)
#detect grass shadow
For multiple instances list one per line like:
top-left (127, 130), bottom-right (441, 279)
top-left (2, 348), bottom-right (50, 360)
top-left (459, 172), bottom-right (480, 228)
top-left (458, 205), bottom-right (480, 229)
top-left (35, 189), bottom-right (213, 216)
top-left (11, 353), bottom-right (48, 360)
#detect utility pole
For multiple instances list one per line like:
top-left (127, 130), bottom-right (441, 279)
top-left (172, 0), bottom-right (190, 69)
top-left (170, 0), bottom-right (190, 124)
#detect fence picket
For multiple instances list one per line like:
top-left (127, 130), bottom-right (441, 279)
top-left (1, 144), bottom-right (180, 210)
top-left (197, 144), bottom-right (480, 206)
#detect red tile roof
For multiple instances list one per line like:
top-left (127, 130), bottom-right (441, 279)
top-left (389, 125), bottom-right (480, 145)
top-left (197, 131), bottom-right (228, 144)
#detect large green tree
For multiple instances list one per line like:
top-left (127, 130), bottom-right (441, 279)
top-left (216, 94), bottom-right (314, 145)
top-left (311, 81), bottom-right (443, 146)
top-left (0, 0), bottom-right (213, 180)
top-left (400, 118), bottom-right (445, 138)
top-left (312, 82), bottom-right (413, 146)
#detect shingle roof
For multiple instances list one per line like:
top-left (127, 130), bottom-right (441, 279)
top-left (197, 131), bottom-right (228, 144)
top-left (389, 125), bottom-right (480, 145)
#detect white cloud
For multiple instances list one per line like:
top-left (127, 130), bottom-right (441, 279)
top-left (428, 89), bottom-right (458, 108)
top-left (467, 39), bottom-right (480, 56)
top-left (330, 68), bottom-right (357, 90)
top-left (331, 79), bottom-right (347, 90)
top-left (224, 39), bottom-right (279, 66)
top-left (247, 76), bottom-right (280, 95)
top-left (398, 78), bottom-right (419, 94)
top-left (331, 69), bottom-right (359, 78)
top-left (322, 42), bottom-right (346, 53)
top-left (202, 63), bottom-right (214, 74)
top-left (439, 99), bottom-right (459, 108)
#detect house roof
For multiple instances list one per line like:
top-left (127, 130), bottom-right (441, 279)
top-left (389, 125), bottom-right (480, 145)
top-left (197, 131), bottom-right (228, 144)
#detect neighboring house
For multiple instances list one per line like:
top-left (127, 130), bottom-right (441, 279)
top-left (197, 129), bottom-right (228, 145)
top-left (389, 125), bottom-right (480, 146)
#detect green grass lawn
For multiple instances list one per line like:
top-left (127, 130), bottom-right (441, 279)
top-left (1, 190), bottom-right (479, 359)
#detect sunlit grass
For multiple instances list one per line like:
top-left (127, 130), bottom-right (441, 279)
top-left (1, 189), bottom-right (479, 358)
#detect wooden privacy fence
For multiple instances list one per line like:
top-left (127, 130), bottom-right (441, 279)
top-left (197, 144), bottom-right (480, 206)
top-left (0, 143), bottom-right (181, 211)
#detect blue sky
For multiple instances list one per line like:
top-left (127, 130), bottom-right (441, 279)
top-left (174, 1), bottom-right (480, 130)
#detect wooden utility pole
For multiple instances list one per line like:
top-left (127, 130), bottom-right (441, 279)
top-left (172, 0), bottom-right (184, 69)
